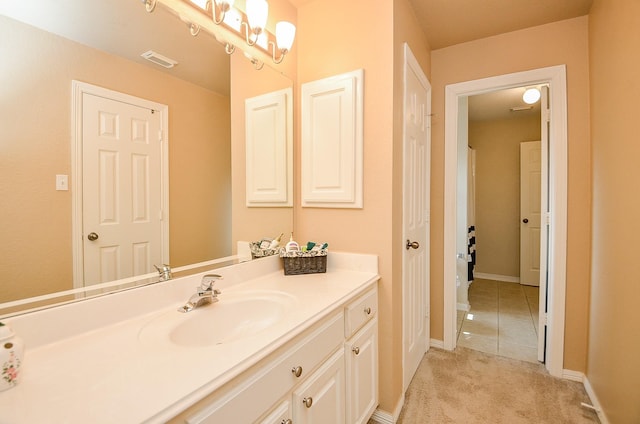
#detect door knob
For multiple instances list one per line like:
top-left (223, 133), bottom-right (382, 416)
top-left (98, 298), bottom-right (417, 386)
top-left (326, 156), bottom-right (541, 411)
top-left (87, 232), bottom-right (99, 241)
top-left (522, 218), bottom-right (529, 224)
top-left (406, 240), bottom-right (420, 250)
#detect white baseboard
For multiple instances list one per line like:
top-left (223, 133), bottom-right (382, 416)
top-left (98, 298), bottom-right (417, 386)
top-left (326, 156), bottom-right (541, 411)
top-left (474, 272), bottom-right (520, 283)
top-left (430, 338), bottom-right (445, 349)
top-left (370, 394), bottom-right (404, 424)
top-left (562, 369), bottom-right (609, 424)
top-left (562, 369), bottom-right (584, 382)
top-left (583, 374), bottom-right (609, 424)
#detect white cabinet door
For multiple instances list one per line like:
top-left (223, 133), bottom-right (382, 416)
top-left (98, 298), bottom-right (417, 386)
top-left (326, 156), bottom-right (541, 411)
top-left (301, 69), bottom-right (363, 208)
top-left (258, 399), bottom-right (292, 424)
top-left (293, 349), bottom-right (345, 424)
top-left (345, 318), bottom-right (378, 424)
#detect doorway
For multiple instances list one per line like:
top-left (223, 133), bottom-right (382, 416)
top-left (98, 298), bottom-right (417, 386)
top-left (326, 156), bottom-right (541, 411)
top-left (455, 87), bottom-right (543, 363)
top-left (443, 66), bottom-right (568, 377)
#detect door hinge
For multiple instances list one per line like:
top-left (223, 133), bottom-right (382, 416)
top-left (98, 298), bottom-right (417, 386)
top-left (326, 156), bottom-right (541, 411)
top-left (544, 212), bottom-right (551, 226)
top-left (542, 313), bottom-right (548, 326)
top-left (543, 109), bottom-right (551, 123)
top-left (158, 129), bottom-right (163, 142)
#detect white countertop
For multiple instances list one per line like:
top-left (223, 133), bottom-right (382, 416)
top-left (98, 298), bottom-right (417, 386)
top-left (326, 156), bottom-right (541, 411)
top-left (0, 252), bottom-right (378, 424)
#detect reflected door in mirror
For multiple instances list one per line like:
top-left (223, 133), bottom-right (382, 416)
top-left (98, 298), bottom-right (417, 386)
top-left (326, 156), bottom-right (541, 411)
top-left (81, 93), bottom-right (164, 285)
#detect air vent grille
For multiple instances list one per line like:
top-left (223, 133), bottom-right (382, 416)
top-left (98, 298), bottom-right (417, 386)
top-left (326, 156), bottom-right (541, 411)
top-left (141, 50), bottom-right (178, 68)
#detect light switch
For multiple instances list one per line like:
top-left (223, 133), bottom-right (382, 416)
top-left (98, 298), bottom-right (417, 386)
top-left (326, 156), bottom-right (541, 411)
top-left (56, 174), bottom-right (69, 191)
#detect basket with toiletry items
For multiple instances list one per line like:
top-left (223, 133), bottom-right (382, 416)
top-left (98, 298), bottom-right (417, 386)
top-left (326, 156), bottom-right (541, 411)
top-left (279, 239), bottom-right (328, 275)
top-left (250, 233), bottom-right (284, 259)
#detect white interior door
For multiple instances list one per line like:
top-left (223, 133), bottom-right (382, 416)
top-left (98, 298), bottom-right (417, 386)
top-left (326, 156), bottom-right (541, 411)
top-left (81, 92), bottom-right (164, 285)
top-left (402, 44), bottom-right (431, 391)
top-left (520, 140), bottom-right (542, 287)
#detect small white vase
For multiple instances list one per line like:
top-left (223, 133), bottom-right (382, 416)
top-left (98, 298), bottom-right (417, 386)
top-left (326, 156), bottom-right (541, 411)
top-left (0, 322), bottom-right (24, 391)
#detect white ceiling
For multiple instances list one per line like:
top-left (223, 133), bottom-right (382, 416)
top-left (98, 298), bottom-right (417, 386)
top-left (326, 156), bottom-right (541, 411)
top-left (468, 87), bottom-right (543, 121)
top-left (408, 0), bottom-right (593, 50)
top-left (0, 0), bottom-right (230, 95)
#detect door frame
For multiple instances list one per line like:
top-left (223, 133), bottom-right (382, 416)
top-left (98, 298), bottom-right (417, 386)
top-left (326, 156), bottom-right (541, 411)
top-left (71, 81), bottom-right (170, 289)
top-left (402, 43), bottom-right (431, 391)
top-left (443, 65), bottom-right (567, 377)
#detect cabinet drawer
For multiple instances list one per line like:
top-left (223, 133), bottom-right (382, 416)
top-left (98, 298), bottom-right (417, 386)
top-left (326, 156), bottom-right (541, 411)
top-left (187, 311), bottom-right (344, 424)
top-left (345, 287), bottom-right (377, 338)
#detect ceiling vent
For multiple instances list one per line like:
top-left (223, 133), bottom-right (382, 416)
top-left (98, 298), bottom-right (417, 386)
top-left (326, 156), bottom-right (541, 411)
top-left (141, 50), bottom-right (178, 68)
top-left (510, 106), bottom-right (533, 112)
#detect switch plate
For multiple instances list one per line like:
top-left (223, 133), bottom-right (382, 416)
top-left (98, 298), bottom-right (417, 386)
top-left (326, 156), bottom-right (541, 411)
top-left (56, 174), bottom-right (69, 191)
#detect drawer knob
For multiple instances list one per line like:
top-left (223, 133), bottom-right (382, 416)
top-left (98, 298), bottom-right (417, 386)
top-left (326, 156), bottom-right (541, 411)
top-left (303, 397), bottom-right (313, 408)
top-left (364, 307), bottom-right (372, 315)
top-left (281, 420), bottom-right (292, 424)
top-left (352, 346), bottom-right (360, 355)
top-left (291, 366), bottom-right (303, 378)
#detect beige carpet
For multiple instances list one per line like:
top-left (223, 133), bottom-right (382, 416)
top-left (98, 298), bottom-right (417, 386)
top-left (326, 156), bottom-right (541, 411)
top-left (397, 347), bottom-right (600, 424)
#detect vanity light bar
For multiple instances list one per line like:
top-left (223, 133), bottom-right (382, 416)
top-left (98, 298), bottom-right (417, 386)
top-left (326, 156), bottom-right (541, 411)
top-left (141, 50), bottom-right (178, 68)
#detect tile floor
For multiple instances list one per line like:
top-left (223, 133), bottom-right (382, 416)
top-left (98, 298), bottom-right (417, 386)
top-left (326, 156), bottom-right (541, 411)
top-left (456, 278), bottom-right (541, 363)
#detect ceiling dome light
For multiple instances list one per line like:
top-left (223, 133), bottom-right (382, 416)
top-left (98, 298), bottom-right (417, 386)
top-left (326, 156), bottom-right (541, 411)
top-left (523, 88), bottom-right (541, 104)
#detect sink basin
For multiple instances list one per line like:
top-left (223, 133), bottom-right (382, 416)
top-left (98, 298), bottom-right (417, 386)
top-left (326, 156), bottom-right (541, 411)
top-left (138, 290), bottom-right (297, 347)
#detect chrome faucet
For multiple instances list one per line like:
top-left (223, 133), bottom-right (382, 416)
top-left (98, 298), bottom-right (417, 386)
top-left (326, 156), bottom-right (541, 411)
top-left (178, 274), bottom-right (223, 313)
top-left (154, 264), bottom-right (173, 282)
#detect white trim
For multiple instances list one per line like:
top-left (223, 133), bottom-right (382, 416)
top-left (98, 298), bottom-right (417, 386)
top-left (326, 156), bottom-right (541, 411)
top-left (443, 65), bottom-right (568, 378)
top-left (370, 393), bottom-right (404, 424)
top-left (583, 375), bottom-right (610, 424)
top-left (71, 81), bottom-right (170, 289)
top-left (430, 338), bottom-right (445, 349)
top-left (473, 272), bottom-right (520, 283)
top-left (562, 369), bottom-right (584, 382)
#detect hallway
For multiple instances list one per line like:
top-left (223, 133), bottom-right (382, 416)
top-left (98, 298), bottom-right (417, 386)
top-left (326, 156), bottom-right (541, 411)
top-left (456, 278), bottom-right (540, 363)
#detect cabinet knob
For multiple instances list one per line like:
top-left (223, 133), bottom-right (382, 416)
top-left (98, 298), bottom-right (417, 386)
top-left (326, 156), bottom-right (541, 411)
top-left (281, 420), bottom-right (292, 424)
top-left (364, 307), bottom-right (372, 315)
top-left (291, 366), bottom-right (303, 378)
top-left (352, 346), bottom-right (360, 355)
top-left (303, 397), bottom-right (313, 408)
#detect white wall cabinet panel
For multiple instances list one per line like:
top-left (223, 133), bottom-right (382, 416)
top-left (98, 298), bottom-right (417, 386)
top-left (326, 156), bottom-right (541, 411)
top-left (245, 87), bottom-right (293, 207)
top-left (301, 69), bottom-right (363, 208)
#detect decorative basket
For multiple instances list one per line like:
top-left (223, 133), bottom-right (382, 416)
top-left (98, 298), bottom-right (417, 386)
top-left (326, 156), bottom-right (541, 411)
top-left (250, 242), bottom-right (280, 259)
top-left (280, 249), bottom-right (328, 275)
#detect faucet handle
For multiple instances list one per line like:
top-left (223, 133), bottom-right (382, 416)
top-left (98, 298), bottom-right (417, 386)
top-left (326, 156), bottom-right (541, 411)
top-left (200, 274), bottom-right (223, 290)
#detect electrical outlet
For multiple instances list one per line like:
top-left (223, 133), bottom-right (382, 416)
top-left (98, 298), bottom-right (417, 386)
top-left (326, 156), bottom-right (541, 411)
top-left (56, 174), bottom-right (69, 191)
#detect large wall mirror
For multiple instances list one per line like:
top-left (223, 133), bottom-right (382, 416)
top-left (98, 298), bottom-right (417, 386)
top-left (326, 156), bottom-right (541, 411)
top-left (0, 0), bottom-right (295, 314)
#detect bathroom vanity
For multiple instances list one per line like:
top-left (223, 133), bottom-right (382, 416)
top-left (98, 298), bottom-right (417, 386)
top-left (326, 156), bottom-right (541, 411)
top-left (0, 252), bottom-right (379, 424)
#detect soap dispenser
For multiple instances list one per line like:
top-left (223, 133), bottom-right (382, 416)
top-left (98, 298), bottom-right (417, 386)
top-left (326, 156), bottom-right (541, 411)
top-left (285, 233), bottom-right (300, 252)
top-left (0, 322), bottom-right (24, 391)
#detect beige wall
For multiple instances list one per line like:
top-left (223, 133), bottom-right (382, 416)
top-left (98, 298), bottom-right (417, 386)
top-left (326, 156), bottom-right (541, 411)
top-left (588, 0), bottom-right (640, 421)
top-left (0, 16), bottom-right (231, 302)
top-left (431, 16), bottom-right (591, 371)
top-left (230, 0), bottom-right (296, 248)
top-left (295, 0), bottom-right (430, 414)
top-left (469, 115), bottom-right (541, 277)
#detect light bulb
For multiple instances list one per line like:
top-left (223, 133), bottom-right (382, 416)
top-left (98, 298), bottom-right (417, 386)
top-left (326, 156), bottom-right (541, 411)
top-left (523, 88), bottom-right (541, 104)
top-left (276, 21), bottom-right (296, 52)
top-left (247, 0), bottom-right (268, 33)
